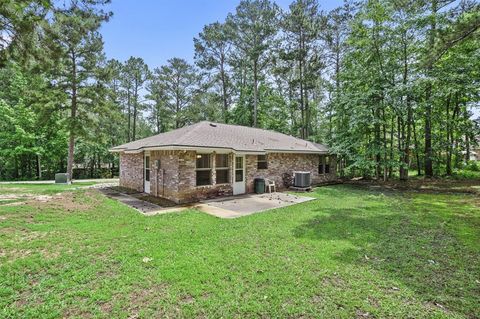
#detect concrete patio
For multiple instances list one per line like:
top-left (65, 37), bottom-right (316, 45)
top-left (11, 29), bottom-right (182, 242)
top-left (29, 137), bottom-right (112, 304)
top-left (196, 192), bottom-right (316, 218)
top-left (100, 187), bottom-right (316, 218)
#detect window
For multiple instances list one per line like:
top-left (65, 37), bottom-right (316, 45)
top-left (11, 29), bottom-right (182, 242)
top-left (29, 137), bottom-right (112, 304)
top-left (145, 155), bottom-right (150, 181)
top-left (215, 154), bottom-right (229, 184)
top-left (235, 156), bottom-right (244, 182)
top-left (318, 155), bottom-right (323, 174)
top-left (318, 156), bottom-right (330, 174)
top-left (257, 155), bottom-right (268, 169)
top-left (196, 154), bottom-right (211, 186)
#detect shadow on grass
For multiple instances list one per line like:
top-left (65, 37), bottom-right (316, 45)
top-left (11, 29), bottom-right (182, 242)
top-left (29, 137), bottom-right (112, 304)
top-left (292, 197), bottom-right (480, 318)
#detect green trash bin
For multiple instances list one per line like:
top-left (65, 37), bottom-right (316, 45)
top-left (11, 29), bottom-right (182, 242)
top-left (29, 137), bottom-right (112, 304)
top-left (254, 178), bottom-right (265, 194)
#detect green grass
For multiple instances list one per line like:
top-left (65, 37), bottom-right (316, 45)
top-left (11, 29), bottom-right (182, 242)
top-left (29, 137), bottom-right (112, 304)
top-left (0, 182), bottom-right (98, 195)
top-left (0, 184), bottom-right (479, 318)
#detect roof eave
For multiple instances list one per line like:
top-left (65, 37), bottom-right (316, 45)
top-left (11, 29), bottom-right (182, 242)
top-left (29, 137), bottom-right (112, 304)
top-left (110, 145), bottom-right (331, 155)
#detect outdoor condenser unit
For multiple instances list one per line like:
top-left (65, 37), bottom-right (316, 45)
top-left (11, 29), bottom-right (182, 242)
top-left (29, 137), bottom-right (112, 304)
top-left (293, 171), bottom-right (311, 188)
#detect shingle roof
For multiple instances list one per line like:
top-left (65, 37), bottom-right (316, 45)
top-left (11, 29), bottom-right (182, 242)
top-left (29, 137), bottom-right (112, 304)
top-left (110, 121), bottom-right (329, 154)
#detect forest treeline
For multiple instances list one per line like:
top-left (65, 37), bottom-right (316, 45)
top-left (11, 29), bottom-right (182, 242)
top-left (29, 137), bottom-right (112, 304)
top-left (0, 0), bottom-right (479, 180)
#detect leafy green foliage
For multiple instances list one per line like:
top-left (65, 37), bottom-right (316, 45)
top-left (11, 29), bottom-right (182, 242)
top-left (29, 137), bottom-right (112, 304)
top-left (1, 0), bottom-right (478, 181)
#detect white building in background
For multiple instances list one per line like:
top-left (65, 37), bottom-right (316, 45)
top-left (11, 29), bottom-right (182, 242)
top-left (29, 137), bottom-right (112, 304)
top-left (469, 136), bottom-right (480, 161)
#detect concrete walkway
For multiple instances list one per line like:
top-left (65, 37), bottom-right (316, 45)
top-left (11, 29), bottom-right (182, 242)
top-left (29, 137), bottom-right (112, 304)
top-left (99, 188), bottom-right (181, 216)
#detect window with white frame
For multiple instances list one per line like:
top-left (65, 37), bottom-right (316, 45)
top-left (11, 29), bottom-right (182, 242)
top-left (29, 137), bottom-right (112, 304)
top-left (196, 154), bottom-right (211, 186)
top-left (215, 154), bottom-right (229, 184)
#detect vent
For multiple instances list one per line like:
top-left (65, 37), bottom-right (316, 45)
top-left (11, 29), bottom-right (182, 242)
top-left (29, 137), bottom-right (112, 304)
top-left (209, 123), bottom-right (217, 127)
top-left (293, 171), bottom-right (311, 188)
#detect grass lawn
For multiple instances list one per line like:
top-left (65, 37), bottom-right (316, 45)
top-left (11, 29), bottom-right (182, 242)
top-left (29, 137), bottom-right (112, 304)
top-left (0, 183), bottom-right (479, 318)
top-left (0, 182), bottom-right (98, 195)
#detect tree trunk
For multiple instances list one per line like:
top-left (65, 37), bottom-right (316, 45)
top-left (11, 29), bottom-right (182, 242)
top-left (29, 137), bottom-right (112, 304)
top-left (133, 79), bottom-right (138, 141)
top-left (400, 32), bottom-right (411, 181)
top-left (253, 59), bottom-right (258, 127)
top-left (465, 106), bottom-right (470, 162)
top-left (156, 103), bottom-right (161, 133)
top-left (389, 115), bottom-right (394, 179)
top-left (412, 116), bottom-right (421, 176)
top-left (424, 0), bottom-right (437, 177)
top-left (36, 155), bottom-right (42, 180)
top-left (220, 54), bottom-right (228, 123)
top-left (67, 52), bottom-right (77, 183)
top-left (446, 93), bottom-right (452, 175)
top-left (127, 90), bottom-right (131, 142)
top-left (374, 106), bottom-right (381, 179)
top-left (382, 108), bottom-right (388, 181)
top-left (424, 84), bottom-right (433, 177)
top-left (402, 96), bottom-right (412, 181)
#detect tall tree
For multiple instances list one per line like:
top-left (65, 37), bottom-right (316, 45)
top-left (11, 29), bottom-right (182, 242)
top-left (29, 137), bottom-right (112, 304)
top-left (281, 0), bottom-right (323, 139)
top-left (47, 1), bottom-right (110, 182)
top-left (194, 22), bottom-right (232, 123)
top-left (227, 0), bottom-right (279, 127)
top-left (154, 58), bottom-right (198, 129)
top-left (146, 71), bottom-right (171, 133)
top-left (0, 0), bottom-right (51, 65)
top-left (122, 57), bottom-right (149, 141)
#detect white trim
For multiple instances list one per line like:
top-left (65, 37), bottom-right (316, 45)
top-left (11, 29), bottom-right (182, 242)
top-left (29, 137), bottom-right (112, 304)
top-left (233, 155), bottom-right (246, 195)
top-left (144, 152), bottom-right (151, 194)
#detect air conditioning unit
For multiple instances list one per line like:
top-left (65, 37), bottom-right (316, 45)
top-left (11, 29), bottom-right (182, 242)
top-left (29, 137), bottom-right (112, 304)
top-left (293, 171), bottom-right (311, 188)
top-left (55, 173), bottom-right (70, 184)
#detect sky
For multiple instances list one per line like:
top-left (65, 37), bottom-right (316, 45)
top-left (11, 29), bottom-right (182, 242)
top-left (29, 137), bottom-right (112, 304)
top-left (100, 0), bottom-right (344, 68)
top-left (100, 1), bottom-right (479, 118)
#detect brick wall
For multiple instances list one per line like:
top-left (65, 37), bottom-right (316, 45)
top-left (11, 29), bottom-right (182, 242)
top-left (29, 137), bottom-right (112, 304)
top-left (119, 150), bottom-right (336, 203)
top-left (119, 152), bottom-right (144, 192)
top-left (245, 153), bottom-right (336, 193)
top-left (149, 150), bottom-right (180, 202)
top-left (176, 151), bottom-right (233, 203)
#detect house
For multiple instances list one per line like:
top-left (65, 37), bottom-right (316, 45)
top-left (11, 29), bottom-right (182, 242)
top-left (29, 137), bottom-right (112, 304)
top-left (470, 136), bottom-right (480, 161)
top-left (110, 121), bottom-right (337, 203)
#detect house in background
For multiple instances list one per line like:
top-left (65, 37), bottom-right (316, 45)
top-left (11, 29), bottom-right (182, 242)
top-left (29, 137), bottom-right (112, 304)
top-left (469, 136), bottom-right (480, 161)
top-left (110, 121), bottom-right (336, 203)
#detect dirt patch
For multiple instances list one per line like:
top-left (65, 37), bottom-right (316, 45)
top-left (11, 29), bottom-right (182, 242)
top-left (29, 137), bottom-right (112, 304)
top-left (321, 274), bottom-right (346, 288)
top-left (179, 294), bottom-right (195, 305)
top-left (0, 201), bottom-right (25, 207)
top-left (27, 190), bottom-right (101, 212)
top-left (132, 194), bottom-right (177, 207)
top-left (0, 226), bottom-right (46, 241)
top-left (108, 186), bottom-right (141, 195)
top-left (355, 309), bottom-right (373, 318)
top-left (424, 301), bottom-right (450, 315)
top-left (100, 283), bottom-right (170, 316)
top-left (13, 282), bottom-right (43, 309)
top-left (311, 294), bottom-right (324, 304)
top-left (0, 248), bottom-right (33, 260)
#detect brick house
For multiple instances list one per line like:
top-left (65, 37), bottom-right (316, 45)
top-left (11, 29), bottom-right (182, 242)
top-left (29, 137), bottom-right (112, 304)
top-left (110, 121), bottom-right (337, 203)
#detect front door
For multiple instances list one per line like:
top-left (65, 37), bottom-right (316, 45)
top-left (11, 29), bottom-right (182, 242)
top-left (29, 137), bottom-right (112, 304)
top-left (233, 155), bottom-right (245, 195)
top-left (144, 152), bottom-right (150, 194)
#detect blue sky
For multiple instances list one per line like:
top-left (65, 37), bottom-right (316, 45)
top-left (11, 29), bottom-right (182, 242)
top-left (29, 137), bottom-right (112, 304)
top-left (100, 0), bottom-right (344, 68)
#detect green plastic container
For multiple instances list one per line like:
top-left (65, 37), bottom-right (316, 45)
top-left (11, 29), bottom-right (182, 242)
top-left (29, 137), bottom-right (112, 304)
top-left (254, 178), bottom-right (265, 194)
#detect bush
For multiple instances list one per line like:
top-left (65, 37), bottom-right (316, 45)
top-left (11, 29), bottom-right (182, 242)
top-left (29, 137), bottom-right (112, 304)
top-left (465, 161), bottom-right (479, 172)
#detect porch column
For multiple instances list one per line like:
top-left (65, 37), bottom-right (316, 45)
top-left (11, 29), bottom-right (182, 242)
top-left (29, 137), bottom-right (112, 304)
top-left (212, 151), bottom-right (216, 185)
